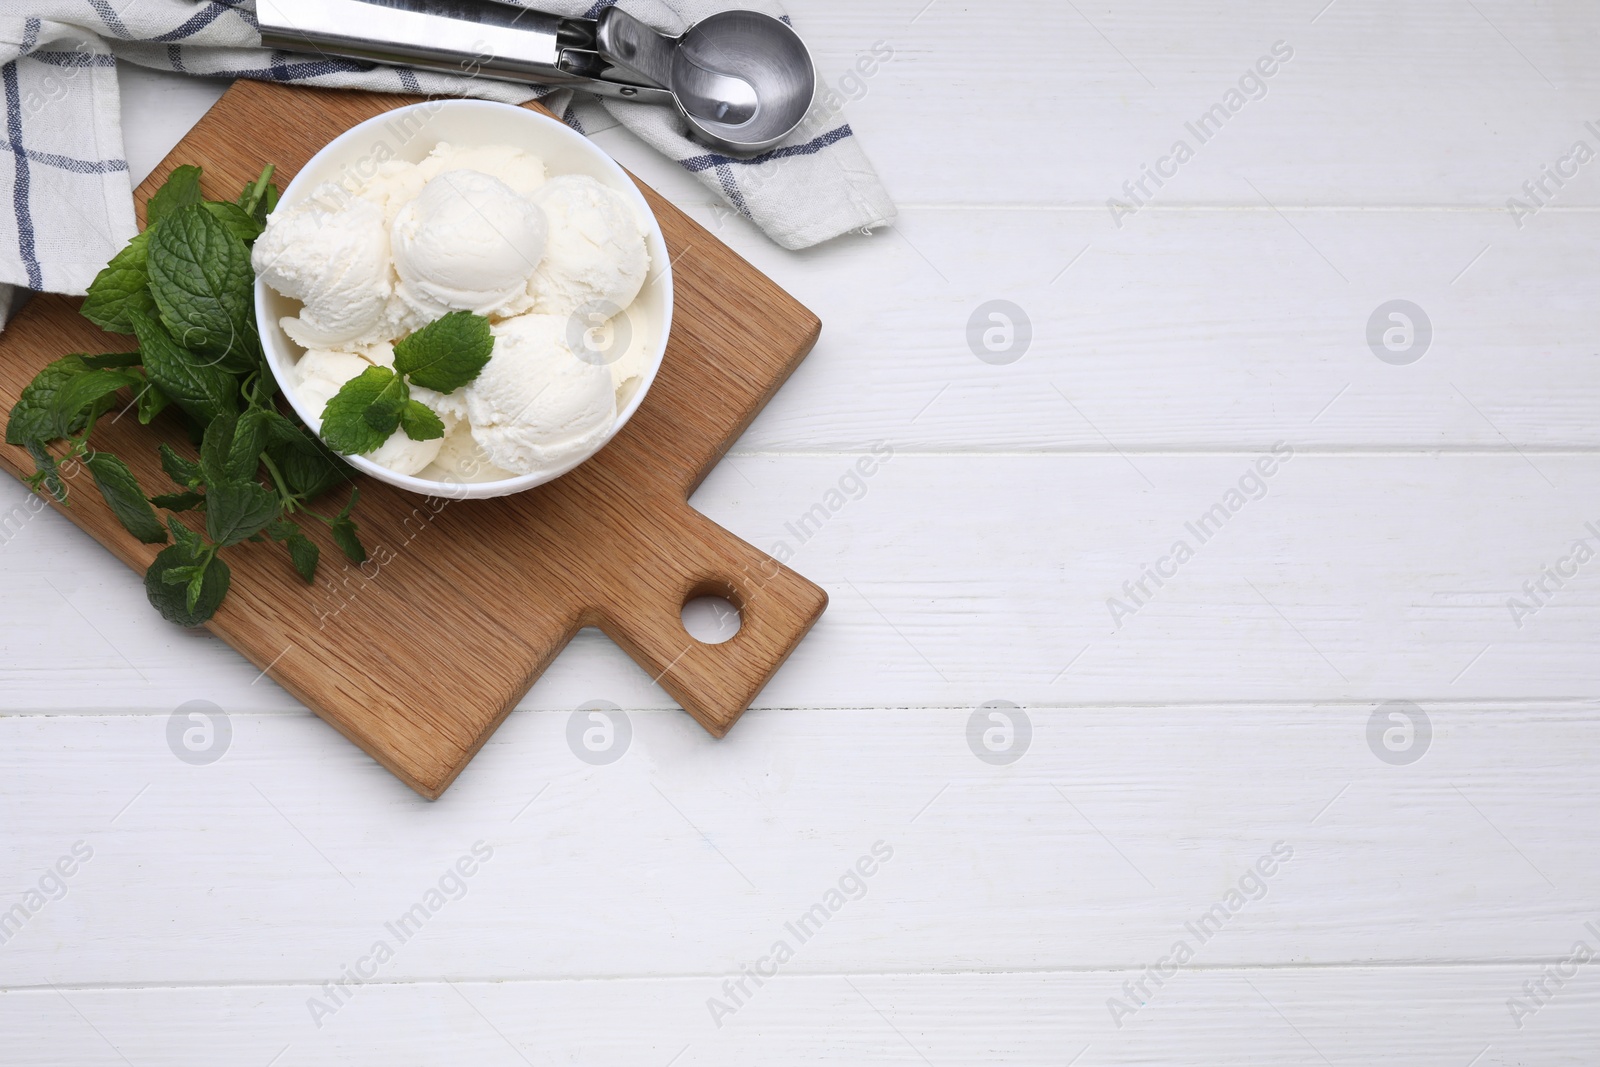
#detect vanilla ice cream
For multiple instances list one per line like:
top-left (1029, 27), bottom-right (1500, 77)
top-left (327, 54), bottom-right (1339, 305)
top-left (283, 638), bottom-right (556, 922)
top-left (260, 139), bottom-right (658, 484)
top-left (417, 142), bottom-right (547, 199)
top-left (368, 426), bottom-right (444, 477)
top-left (356, 160), bottom-right (428, 225)
top-left (422, 423), bottom-right (515, 485)
top-left (465, 314), bottom-right (617, 476)
top-left (392, 171), bottom-right (547, 321)
top-left (293, 348), bottom-right (373, 421)
top-left (527, 175), bottom-right (649, 316)
top-left (254, 185), bottom-right (395, 349)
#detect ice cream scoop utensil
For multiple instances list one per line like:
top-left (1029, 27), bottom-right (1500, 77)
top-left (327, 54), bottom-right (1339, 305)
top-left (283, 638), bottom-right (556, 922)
top-left (256, 0), bottom-right (816, 154)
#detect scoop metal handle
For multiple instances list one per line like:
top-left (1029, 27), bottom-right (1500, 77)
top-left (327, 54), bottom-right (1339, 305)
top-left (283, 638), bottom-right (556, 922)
top-left (592, 7), bottom-right (675, 91)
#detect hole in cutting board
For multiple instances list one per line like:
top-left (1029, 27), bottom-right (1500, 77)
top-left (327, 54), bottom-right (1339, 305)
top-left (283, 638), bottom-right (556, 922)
top-left (682, 596), bottom-right (741, 644)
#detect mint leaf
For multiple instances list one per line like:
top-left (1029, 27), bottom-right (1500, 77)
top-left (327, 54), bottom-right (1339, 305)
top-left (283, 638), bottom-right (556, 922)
top-left (338, 487), bottom-right (360, 521)
top-left (166, 514), bottom-right (203, 552)
top-left (146, 543), bottom-right (229, 626)
top-left (135, 376), bottom-right (171, 425)
top-left (286, 533), bottom-right (319, 582)
top-left (80, 231), bottom-right (154, 336)
top-left (268, 519), bottom-right (320, 583)
top-left (205, 480), bottom-right (279, 547)
top-left (319, 366), bottom-right (406, 455)
top-left (200, 409), bottom-right (269, 485)
top-left (228, 409), bottom-right (272, 481)
top-left (201, 200), bottom-right (264, 244)
top-left (147, 204), bottom-right (258, 373)
top-left (7, 354), bottom-right (90, 445)
top-left (330, 516), bottom-right (365, 564)
top-left (83, 452), bottom-right (168, 544)
top-left (25, 441), bottom-right (66, 502)
top-left (159, 443), bottom-right (201, 489)
top-left (364, 378), bottom-right (408, 433)
top-left (80, 352), bottom-right (142, 370)
top-left (160, 563), bottom-right (201, 587)
top-left (146, 165), bottom-right (203, 228)
top-left (392, 311), bottom-right (494, 393)
top-left (329, 488), bottom-right (366, 564)
top-left (131, 309), bottom-right (238, 425)
top-left (399, 400), bottom-right (445, 442)
top-left (50, 367), bottom-right (141, 429)
top-left (151, 491), bottom-right (204, 512)
top-left (263, 415), bottom-right (350, 501)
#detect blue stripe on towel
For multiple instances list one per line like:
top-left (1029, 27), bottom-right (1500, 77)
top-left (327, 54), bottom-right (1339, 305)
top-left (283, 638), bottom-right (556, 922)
top-left (0, 142), bottom-right (129, 175)
top-left (713, 162), bottom-right (751, 218)
top-left (149, 3), bottom-right (230, 42)
top-left (86, 0), bottom-right (133, 40)
top-left (3, 62), bottom-right (42, 289)
top-left (678, 124), bottom-right (854, 173)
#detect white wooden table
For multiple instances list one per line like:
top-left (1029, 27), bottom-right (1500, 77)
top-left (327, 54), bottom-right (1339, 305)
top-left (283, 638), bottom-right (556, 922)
top-left (5, 1), bottom-right (1599, 1062)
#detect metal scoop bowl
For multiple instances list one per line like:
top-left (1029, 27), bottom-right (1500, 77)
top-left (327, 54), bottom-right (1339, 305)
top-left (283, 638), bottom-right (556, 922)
top-left (596, 8), bottom-right (815, 154)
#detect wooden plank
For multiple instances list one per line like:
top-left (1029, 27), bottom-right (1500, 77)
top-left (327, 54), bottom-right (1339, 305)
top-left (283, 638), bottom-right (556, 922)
top-left (4, 453), bottom-right (1600, 711)
top-left (0, 80), bottom-right (829, 797)
top-left (3, 967), bottom-right (1595, 1065)
top-left (793, 0), bottom-right (1600, 207)
top-left (0, 705), bottom-right (1594, 983)
top-left (670, 206), bottom-right (1600, 452)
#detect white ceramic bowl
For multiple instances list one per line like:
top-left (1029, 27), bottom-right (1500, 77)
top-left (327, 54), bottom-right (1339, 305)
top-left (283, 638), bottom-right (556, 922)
top-left (255, 100), bottom-right (673, 500)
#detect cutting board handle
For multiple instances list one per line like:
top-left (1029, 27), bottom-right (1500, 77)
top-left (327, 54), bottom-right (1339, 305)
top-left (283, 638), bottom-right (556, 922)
top-left (592, 504), bottom-right (828, 737)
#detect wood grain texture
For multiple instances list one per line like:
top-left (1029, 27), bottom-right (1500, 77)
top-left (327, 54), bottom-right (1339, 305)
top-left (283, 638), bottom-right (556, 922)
top-left (0, 80), bottom-right (828, 798)
top-left (7, 968), bottom-right (1598, 1066)
top-left (1, 706), bottom-right (1596, 986)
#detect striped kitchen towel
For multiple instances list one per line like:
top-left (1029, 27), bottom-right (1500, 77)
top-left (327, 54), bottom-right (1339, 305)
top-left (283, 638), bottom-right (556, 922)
top-left (0, 0), bottom-right (896, 314)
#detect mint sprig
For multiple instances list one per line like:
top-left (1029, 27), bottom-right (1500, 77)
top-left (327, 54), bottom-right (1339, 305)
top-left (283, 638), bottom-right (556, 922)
top-left (4, 163), bottom-right (370, 627)
top-left (317, 312), bottom-right (494, 457)
top-left (318, 310), bottom-right (492, 457)
top-left (321, 366), bottom-right (409, 455)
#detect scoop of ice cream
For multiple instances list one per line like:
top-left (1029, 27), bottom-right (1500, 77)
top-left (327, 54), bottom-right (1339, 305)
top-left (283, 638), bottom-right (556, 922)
top-left (421, 422), bottom-right (517, 485)
top-left (465, 314), bottom-right (617, 476)
top-left (254, 185), bottom-right (394, 349)
top-left (527, 175), bottom-right (649, 316)
top-left (392, 170), bottom-right (547, 320)
top-left (357, 160), bottom-right (428, 225)
top-left (417, 142), bottom-right (547, 199)
top-left (368, 428), bottom-right (444, 477)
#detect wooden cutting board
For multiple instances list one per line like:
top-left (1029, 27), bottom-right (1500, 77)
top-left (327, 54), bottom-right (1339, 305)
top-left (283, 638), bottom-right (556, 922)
top-left (0, 79), bottom-right (827, 798)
